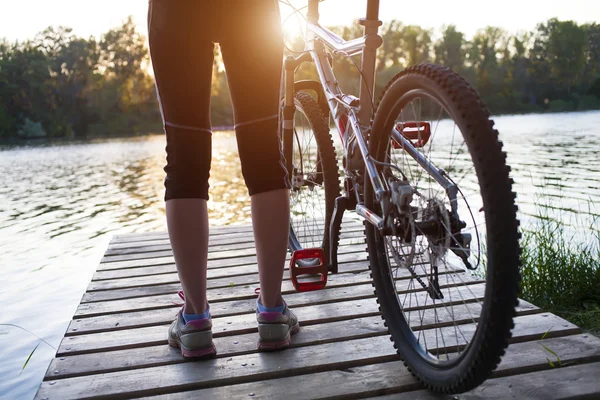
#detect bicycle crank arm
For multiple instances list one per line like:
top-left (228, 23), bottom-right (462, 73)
top-left (328, 196), bottom-right (349, 274)
top-left (356, 204), bottom-right (385, 231)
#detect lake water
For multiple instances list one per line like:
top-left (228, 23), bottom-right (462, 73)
top-left (1, 110), bottom-right (599, 399)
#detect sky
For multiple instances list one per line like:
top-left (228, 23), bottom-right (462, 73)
top-left (0, 0), bottom-right (599, 43)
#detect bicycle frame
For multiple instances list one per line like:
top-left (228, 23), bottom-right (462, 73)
top-left (282, 0), bottom-right (387, 223)
top-left (282, 0), bottom-right (457, 232)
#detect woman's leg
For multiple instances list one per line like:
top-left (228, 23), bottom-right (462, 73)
top-left (149, 0), bottom-right (214, 323)
top-left (165, 199), bottom-right (209, 315)
top-left (220, 1), bottom-right (298, 350)
top-left (251, 189), bottom-right (289, 308)
top-left (220, 1), bottom-right (289, 309)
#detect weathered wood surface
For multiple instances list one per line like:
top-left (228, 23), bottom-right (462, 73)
top-left (36, 221), bottom-right (600, 400)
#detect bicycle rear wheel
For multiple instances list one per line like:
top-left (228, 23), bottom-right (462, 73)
top-left (287, 92), bottom-right (340, 260)
top-left (365, 64), bottom-right (521, 393)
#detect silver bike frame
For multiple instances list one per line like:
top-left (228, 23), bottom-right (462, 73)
top-left (304, 0), bottom-right (386, 204)
top-left (283, 0), bottom-right (456, 230)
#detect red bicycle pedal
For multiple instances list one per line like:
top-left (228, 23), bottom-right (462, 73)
top-left (290, 248), bottom-right (328, 292)
top-left (392, 121), bottom-right (431, 149)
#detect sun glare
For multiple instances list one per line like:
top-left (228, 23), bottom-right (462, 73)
top-left (282, 16), bottom-right (305, 40)
top-left (280, 2), bottom-right (308, 43)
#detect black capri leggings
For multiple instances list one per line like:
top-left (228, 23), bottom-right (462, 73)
top-left (148, 0), bottom-right (288, 201)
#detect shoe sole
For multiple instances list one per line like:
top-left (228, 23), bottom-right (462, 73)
top-left (257, 324), bottom-right (300, 351)
top-left (169, 338), bottom-right (217, 359)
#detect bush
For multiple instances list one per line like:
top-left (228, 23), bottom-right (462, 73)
top-left (516, 102), bottom-right (544, 113)
top-left (577, 94), bottom-right (600, 111)
top-left (17, 118), bottom-right (47, 138)
top-left (0, 105), bottom-right (17, 140)
top-left (547, 99), bottom-right (575, 112)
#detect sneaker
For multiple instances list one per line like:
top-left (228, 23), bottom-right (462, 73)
top-left (168, 293), bottom-right (216, 358)
top-left (256, 302), bottom-right (300, 351)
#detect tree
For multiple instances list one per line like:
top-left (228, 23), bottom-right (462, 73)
top-left (582, 23), bottom-right (600, 95)
top-left (402, 25), bottom-right (432, 66)
top-left (1, 16), bottom-right (599, 141)
top-left (530, 19), bottom-right (587, 100)
top-left (435, 25), bottom-right (467, 73)
top-left (547, 20), bottom-right (586, 96)
top-left (98, 17), bottom-right (148, 81)
top-left (378, 20), bottom-right (405, 71)
top-left (467, 27), bottom-right (507, 101)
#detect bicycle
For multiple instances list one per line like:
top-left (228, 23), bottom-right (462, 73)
top-left (280, 0), bottom-right (521, 394)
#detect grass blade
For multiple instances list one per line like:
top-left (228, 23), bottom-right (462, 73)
top-left (21, 342), bottom-right (41, 374)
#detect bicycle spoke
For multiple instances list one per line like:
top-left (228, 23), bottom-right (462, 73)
top-left (376, 89), bottom-right (493, 364)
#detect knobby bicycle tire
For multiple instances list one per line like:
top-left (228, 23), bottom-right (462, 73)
top-left (364, 63), bottom-right (521, 393)
top-left (287, 92), bottom-right (340, 261)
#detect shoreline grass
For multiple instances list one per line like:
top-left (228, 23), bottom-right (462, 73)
top-left (519, 207), bottom-right (600, 334)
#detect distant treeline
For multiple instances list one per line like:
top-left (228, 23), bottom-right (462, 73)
top-left (0, 17), bottom-right (598, 141)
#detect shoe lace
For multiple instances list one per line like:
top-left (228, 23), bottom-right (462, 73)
top-left (172, 290), bottom-right (185, 315)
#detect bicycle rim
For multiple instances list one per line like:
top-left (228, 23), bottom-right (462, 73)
top-left (288, 92), bottom-right (339, 256)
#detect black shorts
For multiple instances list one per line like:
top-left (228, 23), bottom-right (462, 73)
top-left (148, 0), bottom-right (288, 201)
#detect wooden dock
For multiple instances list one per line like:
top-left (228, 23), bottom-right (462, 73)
top-left (36, 219), bottom-right (600, 399)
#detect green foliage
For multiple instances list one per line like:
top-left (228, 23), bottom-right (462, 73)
top-left (0, 18), bottom-right (160, 141)
top-left (434, 25), bottom-right (467, 73)
top-left (520, 208), bottom-right (600, 333)
top-left (21, 343), bottom-right (40, 374)
top-left (548, 99), bottom-right (575, 112)
top-left (1, 16), bottom-right (599, 140)
top-left (17, 118), bottom-right (46, 138)
top-left (577, 94), bottom-right (600, 110)
top-left (320, 17), bottom-right (600, 116)
top-left (0, 323), bottom-right (57, 373)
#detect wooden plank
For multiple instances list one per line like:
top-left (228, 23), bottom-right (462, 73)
top-left (97, 241), bottom-right (367, 272)
top-left (36, 223), bottom-right (600, 400)
top-left (81, 260), bottom-right (372, 302)
top-left (104, 228), bottom-right (365, 258)
top-left (66, 295), bottom-right (380, 337)
top-left (109, 224), bottom-right (264, 243)
top-left (57, 325), bottom-right (166, 355)
top-left (82, 283), bottom-right (183, 303)
top-left (47, 312), bottom-right (574, 380)
top-left (66, 282), bottom-right (493, 335)
top-left (78, 273), bottom-right (376, 318)
top-left (368, 361), bottom-right (600, 400)
top-left (134, 335), bottom-right (600, 400)
top-left (60, 296), bottom-right (539, 356)
top-left (102, 231), bottom-right (365, 263)
top-left (38, 335), bottom-right (399, 400)
top-left (415, 312), bottom-right (581, 355)
top-left (49, 315), bottom-right (390, 378)
top-left (57, 301), bottom-right (480, 356)
top-left (83, 255), bottom-right (460, 303)
top-left (109, 218), bottom-right (362, 244)
top-left (94, 243), bottom-right (368, 279)
top-left (86, 257), bottom-right (370, 292)
top-left (77, 268), bottom-right (467, 317)
top-left (143, 360), bottom-right (417, 400)
top-left (35, 329), bottom-right (597, 400)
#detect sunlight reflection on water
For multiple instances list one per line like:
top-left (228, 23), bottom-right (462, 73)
top-left (0, 131), bottom-right (252, 399)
